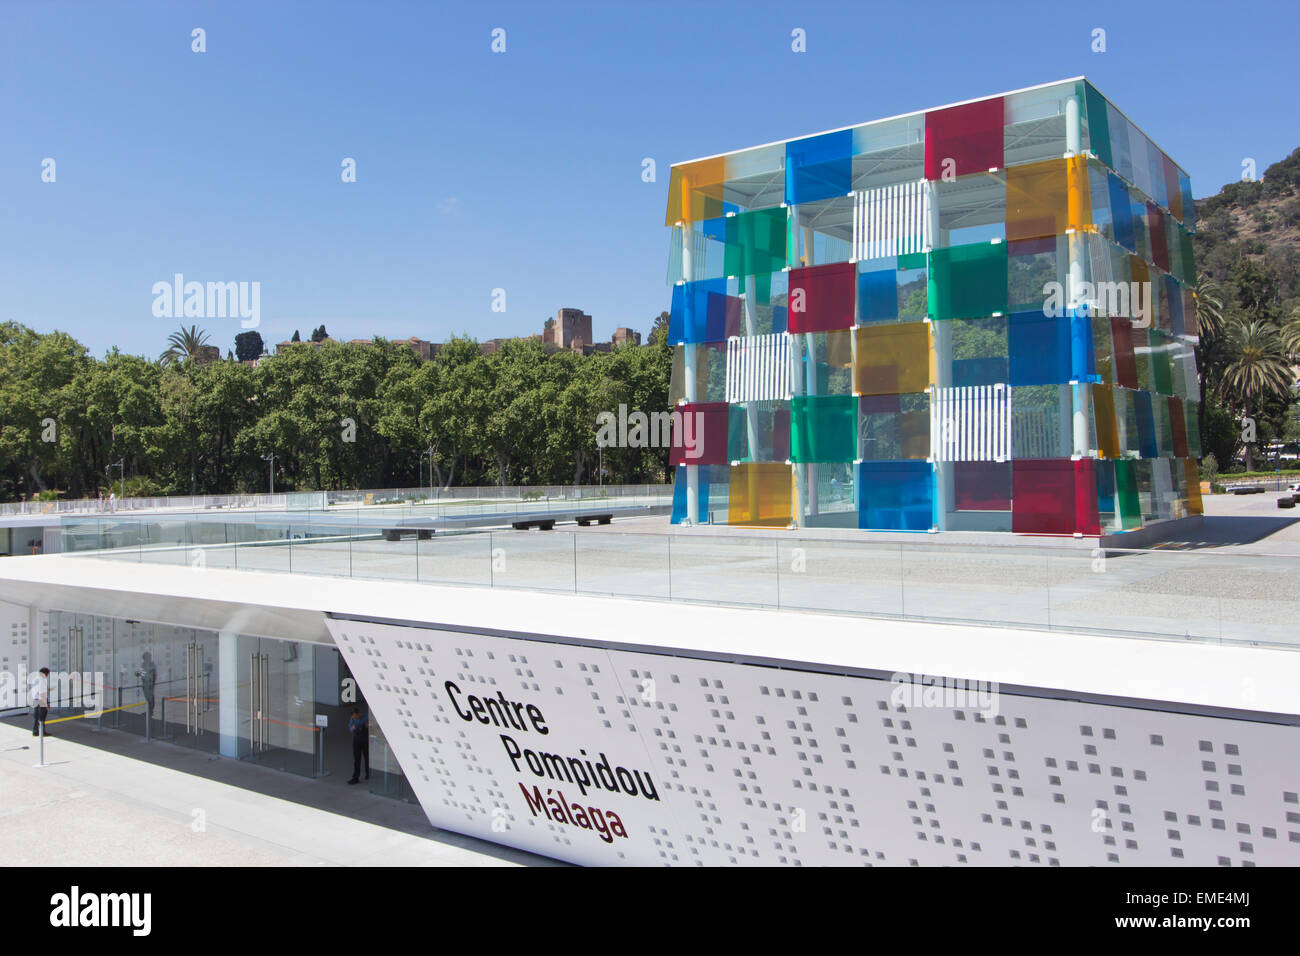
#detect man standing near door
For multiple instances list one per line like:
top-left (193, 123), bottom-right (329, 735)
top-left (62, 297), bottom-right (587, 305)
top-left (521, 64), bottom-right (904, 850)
top-left (136, 651), bottom-right (157, 722)
top-left (29, 667), bottom-right (50, 736)
top-left (347, 708), bottom-right (369, 784)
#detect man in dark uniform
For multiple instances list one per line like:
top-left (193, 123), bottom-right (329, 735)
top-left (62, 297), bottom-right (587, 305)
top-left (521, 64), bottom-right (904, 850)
top-left (136, 652), bottom-right (157, 722)
top-left (347, 708), bottom-right (369, 784)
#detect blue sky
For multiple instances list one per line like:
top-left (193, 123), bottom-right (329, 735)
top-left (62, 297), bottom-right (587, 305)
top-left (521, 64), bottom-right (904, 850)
top-left (2, 0), bottom-right (1296, 359)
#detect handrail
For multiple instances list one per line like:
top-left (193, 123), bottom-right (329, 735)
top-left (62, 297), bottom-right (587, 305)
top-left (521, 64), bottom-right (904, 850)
top-left (1, 483), bottom-right (670, 517)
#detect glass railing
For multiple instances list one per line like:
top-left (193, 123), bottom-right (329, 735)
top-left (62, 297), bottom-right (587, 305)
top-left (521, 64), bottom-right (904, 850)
top-left (60, 515), bottom-right (1300, 651)
top-left (1, 483), bottom-right (671, 517)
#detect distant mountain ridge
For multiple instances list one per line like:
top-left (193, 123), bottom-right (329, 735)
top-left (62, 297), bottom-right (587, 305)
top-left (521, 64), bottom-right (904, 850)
top-left (1194, 147), bottom-right (1300, 309)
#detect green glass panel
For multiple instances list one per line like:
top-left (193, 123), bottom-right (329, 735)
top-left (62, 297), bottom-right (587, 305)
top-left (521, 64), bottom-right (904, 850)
top-left (1114, 459), bottom-right (1141, 530)
top-left (1083, 82), bottom-right (1112, 170)
top-left (1153, 394), bottom-right (1173, 455)
top-left (727, 405), bottom-right (749, 462)
top-left (928, 242), bottom-right (1008, 320)
top-left (724, 207), bottom-right (787, 278)
top-left (1185, 401), bottom-right (1202, 458)
top-left (1150, 331), bottom-right (1174, 395)
top-left (791, 394), bottom-right (857, 463)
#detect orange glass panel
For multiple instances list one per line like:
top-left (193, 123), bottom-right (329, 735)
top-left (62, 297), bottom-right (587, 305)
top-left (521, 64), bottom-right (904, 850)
top-left (854, 322), bottom-right (932, 396)
top-left (1092, 384), bottom-right (1120, 459)
top-left (1184, 458), bottom-right (1203, 515)
top-left (728, 463), bottom-right (794, 527)
top-left (1183, 286), bottom-right (1199, 338)
top-left (1005, 156), bottom-right (1091, 242)
top-left (665, 156), bottom-right (727, 226)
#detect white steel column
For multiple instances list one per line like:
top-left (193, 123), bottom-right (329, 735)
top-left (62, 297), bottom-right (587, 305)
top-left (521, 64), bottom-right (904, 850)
top-left (802, 221), bottom-right (818, 520)
top-left (931, 318), bottom-right (951, 531)
top-left (680, 222), bottom-right (700, 524)
top-left (1066, 92), bottom-right (1089, 460)
top-left (219, 630), bottom-right (239, 758)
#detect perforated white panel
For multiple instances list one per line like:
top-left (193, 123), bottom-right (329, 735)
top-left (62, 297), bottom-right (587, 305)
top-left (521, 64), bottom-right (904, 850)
top-left (328, 619), bottom-right (1300, 867)
top-left (0, 600), bottom-right (36, 712)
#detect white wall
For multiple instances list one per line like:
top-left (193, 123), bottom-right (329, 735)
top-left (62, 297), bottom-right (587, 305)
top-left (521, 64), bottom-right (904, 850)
top-left (330, 617), bottom-right (1300, 867)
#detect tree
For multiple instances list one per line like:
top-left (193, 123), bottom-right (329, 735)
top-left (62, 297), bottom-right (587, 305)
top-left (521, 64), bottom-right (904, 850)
top-left (648, 311), bottom-right (671, 349)
top-left (291, 330), bottom-right (301, 343)
top-left (235, 330), bottom-right (264, 362)
top-left (1282, 305), bottom-right (1300, 363)
top-left (311, 325), bottom-right (329, 343)
top-left (159, 325), bottom-right (211, 367)
top-left (1217, 319), bottom-right (1294, 470)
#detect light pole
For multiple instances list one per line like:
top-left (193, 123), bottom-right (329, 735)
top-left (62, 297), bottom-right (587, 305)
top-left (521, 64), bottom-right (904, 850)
top-left (426, 445), bottom-right (435, 500)
top-left (261, 454), bottom-right (276, 495)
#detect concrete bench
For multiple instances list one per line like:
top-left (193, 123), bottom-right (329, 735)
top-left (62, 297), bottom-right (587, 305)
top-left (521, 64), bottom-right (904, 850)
top-left (511, 518), bottom-right (555, 531)
top-left (1279, 496), bottom-right (1296, 509)
top-left (574, 513), bottom-right (613, 527)
top-left (383, 528), bottom-right (433, 541)
top-left (1231, 486), bottom-right (1266, 495)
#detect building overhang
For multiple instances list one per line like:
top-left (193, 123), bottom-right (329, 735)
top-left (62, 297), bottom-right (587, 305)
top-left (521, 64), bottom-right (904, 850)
top-left (1, 554), bottom-right (1296, 721)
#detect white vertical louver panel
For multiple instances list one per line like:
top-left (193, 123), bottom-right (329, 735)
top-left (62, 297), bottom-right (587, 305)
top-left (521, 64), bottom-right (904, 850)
top-left (930, 385), bottom-right (1012, 462)
top-left (853, 181), bottom-right (928, 261)
top-left (726, 333), bottom-right (791, 403)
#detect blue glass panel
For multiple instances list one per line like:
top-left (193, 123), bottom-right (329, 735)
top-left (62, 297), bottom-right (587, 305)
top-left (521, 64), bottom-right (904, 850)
top-left (953, 356), bottom-right (1008, 387)
top-left (670, 464), bottom-right (731, 523)
top-left (668, 278), bottom-right (728, 344)
top-left (1133, 391), bottom-right (1159, 459)
top-left (856, 460), bottom-right (934, 531)
top-left (1070, 311), bottom-right (1097, 382)
top-left (670, 465), bottom-right (693, 522)
top-left (772, 304), bottom-right (788, 335)
top-left (1165, 275), bottom-right (1185, 337)
top-left (1008, 310), bottom-right (1071, 386)
top-left (1179, 171), bottom-right (1196, 232)
top-left (857, 267), bottom-right (898, 323)
top-left (1108, 173), bottom-right (1135, 252)
top-left (786, 130), bottom-right (853, 205)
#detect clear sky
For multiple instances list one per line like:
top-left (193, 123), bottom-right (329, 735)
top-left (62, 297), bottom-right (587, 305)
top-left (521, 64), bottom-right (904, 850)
top-left (2, 0), bottom-right (1296, 359)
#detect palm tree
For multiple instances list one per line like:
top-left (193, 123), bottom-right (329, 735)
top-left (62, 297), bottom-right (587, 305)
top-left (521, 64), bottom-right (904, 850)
top-left (1217, 318), bottom-right (1294, 471)
top-left (1192, 275), bottom-right (1225, 339)
top-left (1281, 305), bottom-right (1300, 364)
top-left (160, 325), bottom-right (211, 367)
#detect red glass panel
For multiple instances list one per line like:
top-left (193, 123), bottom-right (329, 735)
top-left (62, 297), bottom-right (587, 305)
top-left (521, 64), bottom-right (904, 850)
top-left (1110, 317), bottom-right (1138, 389)
top-left (669, 402), bottom-right (730, 466)
top-left (1146, 202), bottom-right (1170, 273)
top-left (924, 97), bottom-right (1005, 180)
top-left (1012, 459), bottom-right (1100, 535)
top-left (788, 262), bottom-right (856, 333)
top-left (954, 461), bottom-right (1011, 511)
top-left (1168, 396), bottom-right (1188, 459)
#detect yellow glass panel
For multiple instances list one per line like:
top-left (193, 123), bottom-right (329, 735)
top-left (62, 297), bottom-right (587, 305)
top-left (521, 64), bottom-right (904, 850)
top-left (665, 156), bottom-right (727, 226)
top-left (854, 322), bottom-right (933, 396)
top-left (826, 328), bottom-right (853, 368)
top-left (1092, 384), bottom-right (1120, 459)
top-left (1005, 156), bottom-right (1092, 242)
top-left (728, 463), bottom-right (793, 527)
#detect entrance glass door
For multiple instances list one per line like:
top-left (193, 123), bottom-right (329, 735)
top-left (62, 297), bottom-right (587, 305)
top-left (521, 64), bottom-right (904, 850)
top-left (46, 611), bottom-right (111, 716)
top-left (155, 628), bottom-right (221, 753)
top-left (237, 635), bottom-right (319, 776)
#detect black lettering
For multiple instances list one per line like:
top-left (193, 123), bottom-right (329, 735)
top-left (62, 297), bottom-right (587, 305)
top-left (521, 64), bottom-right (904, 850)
top-left (445, 681), bottom-right (474, 722)
top-left (526, 703), bottom-right (548, 734)
top-left (500, 734), bottom-right (522, 771)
